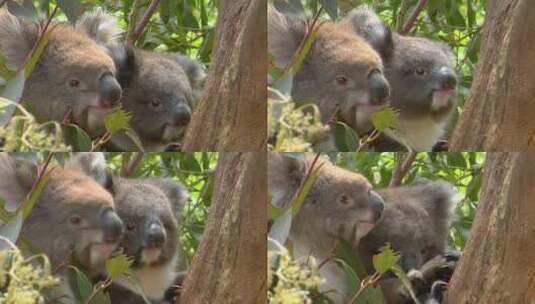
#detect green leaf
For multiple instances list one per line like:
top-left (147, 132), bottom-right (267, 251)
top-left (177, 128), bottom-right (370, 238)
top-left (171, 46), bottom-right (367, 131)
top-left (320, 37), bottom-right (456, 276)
top-left (372, 244), bottom-right (401, 275)
top-left (67, 266), bottom-right (93, 303)
top-left (371, 107), bottom-right (397, 132)
top-left (63, 124), bottom-right (92, 151)
top-left (0, 71), bottom-right (25, 126)
top-left (335, 240), bottom-right (368, 285)
top-left (104, 108), bottom-right (132, 135)
top-left (290, 25), bottom-right (319, 75)
top-left (319, 0), bottom-right (338, 21)
top-left (0, 212), bottom-right (23, 250)
top-left (391, 265), bottom-right (419, 304)
top-left (267, 201), bottom-right (286, 220)
top-left (291, 162), bottom-right (323, 216)
top-left (332, 121), bottom-right (359, 151)
top-left (20, 170), bottom-right (50, 220)
top-left (24, 25), bottom-right (55, 78)
top-left (106, 252), bottom-right (134, 280)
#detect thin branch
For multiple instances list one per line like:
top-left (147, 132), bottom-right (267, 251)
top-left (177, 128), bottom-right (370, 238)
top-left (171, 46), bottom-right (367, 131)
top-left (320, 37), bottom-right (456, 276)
top-left (126, 0), bottom-right (161, 46)
top-left (20, 6), bottom-right (59, 71)
top-left (121, 152), bottom-right (144, 177)
top-left (389, 151), bottom-right (417, 187)
top-left (400, 0), bottom-right (428, 35)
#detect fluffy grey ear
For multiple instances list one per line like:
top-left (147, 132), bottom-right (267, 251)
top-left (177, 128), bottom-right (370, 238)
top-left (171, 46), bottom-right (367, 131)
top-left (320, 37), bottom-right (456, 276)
top-left (75, 8), bottom-right (122, 45)
top-left (268, 4), bottom-right (307, 68)
top-left (0, 10), bottom-right (40, 70)
top-left (341, 6), bottom-right (393, 60)
top-left (65, 153), bottom-right (112, 189)
top-left (268, 152), bottom-right (308, 208)
top-left (0, 155), bottom-right (39, 210)
top-left (146, 178), bottom-right (189, 215)
top-left (172, 54), bottom-right (206, 101)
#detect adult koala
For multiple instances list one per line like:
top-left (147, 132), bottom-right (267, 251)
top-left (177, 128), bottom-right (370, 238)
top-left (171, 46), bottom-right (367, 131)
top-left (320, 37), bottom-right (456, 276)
top-left (268, 5), bottom-right (390, 146)
top-left (105, 44), bottom-right (206, 151)
top-left (0, 153), bottom-right (124, 303)
top-left (342, 7), bottom-right (458, 151)
top-left (0, 9), bottom-right (123, 135)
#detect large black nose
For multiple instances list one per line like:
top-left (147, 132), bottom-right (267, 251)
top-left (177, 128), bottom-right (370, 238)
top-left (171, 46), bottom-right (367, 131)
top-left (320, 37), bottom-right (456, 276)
top-left (173, 104), bottom-right (191, 127)
top-left (146, 222), bottom-right (166, 248)
top-left (437, 66), bottom-right (457, 90)
top-left (367, 70), bottom-right (390, 105)
top-left (99, 73), bottom-right (122, 107)
top-left (101, 209), bottom-right (124, 243)
top-left (369, 190), bottom-right (385, 221)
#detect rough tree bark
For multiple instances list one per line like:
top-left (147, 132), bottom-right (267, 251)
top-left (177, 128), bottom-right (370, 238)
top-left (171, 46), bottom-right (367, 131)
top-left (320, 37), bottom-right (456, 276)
top-left (444, 153), bottom-right (535, 303)
top-left (449, 0), bottom-right (535, 151)
top-left (182, 0), bottom-right (267, 151)
top-left (178, 153), bottom-right (267, 304)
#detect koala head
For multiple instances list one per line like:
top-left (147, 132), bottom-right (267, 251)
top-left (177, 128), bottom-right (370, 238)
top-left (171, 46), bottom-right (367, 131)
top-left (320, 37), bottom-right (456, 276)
top-left (0, 9), bottom-right (123, 133)
top-left (269, 153), bottom-right (384, 253)
top-left (0, 153), bottom-right (123, 271)
top-left (342, 7), bottom-right (457, 123)
top-left (268, 6), bottom-right (390, 132)
top-left (110, 177), bottom-right (189, 268)
top-left (107, 45), bottom-right (206, 151)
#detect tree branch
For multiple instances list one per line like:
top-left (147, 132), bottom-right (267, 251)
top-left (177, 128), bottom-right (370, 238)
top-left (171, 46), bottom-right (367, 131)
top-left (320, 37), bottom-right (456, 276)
top-left (120, 152), bottom-right (144, 177)
top-left (389, 151), bottom-right (417, 187)
top-left (400, 0), bottom-right (428, 35)
top-left (126, 0), bottom-right (161, 46)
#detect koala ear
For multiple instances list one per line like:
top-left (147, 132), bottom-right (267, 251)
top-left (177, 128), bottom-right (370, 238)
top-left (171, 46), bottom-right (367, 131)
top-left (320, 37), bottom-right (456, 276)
top-left (0, 155), bottom-right (39, 210)
top-left (75, 8), bottom-right (122, 45)
top-left (341, 6), bottom-right (394, 60)
top-left (268, 153), bottom-right (308, 208)
top-left (172, 54), bottom-right (206, 100)
top-left (268, 4), bottom-right (307, 68)
top-left (146, 178), bottom-right (189, 215)
top-left (0, 10), bottom-right (40, 70)
top-left (65, 153), bottom-right (113, 190)
top-left (107, 43), bottom-right (136, 85)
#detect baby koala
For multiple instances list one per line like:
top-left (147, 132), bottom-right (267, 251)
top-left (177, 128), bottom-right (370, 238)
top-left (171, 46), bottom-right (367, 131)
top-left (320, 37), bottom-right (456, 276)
top-left (106, 44), bottom-right (206, 151)
top-left (104, 176), bottom-right (189, 303)
top-left (342, 7), bottom-right (458, 151)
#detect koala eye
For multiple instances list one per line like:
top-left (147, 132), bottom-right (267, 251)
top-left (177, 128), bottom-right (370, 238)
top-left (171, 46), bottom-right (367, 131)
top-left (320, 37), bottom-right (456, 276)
top-left (69, 215), bottom-right (82, 225)
top-left (126, 222), bottom-right (136, 232)
top-left (338, 194), bottom-right (351, 206)
top-left (150, 99), bottom-right (161, 108)
top-left (335, 76), bottom-right (348, 86)
top-left (414, 67), bottom-right (427, 76)
top-left (68, 78), bottom-right (81, 88)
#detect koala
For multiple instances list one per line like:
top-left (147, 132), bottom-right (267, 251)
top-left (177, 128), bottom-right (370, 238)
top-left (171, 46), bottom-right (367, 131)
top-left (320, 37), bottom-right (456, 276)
top-left (105, 44), bottom-right (206, 151)
top-left (269, 152), bottom-right (385, 303)
top-left (0, 153), bottom-right (124, 303)
top-left (99, 176), bottom-right (189, 303)
top-left (268, 6), bottom-right (390, 143)
top-left (268, 153), bottom-right (457, 303)
top-left (342, 7), bottom-right (458, 151)
top-left (0, 9), bottom-right (123, 136)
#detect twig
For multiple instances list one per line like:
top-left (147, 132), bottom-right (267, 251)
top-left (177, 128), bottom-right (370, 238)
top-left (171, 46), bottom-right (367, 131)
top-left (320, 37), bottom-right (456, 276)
top-left (90, 132), bottom-right (112, 151)
top-left (400, 0), bottom-right (428, 35)
top-left (19, 6), bottom-right (59, 71)
top-left (389, 151), bottom-right (417, 187)
top-left (349, 272), bottom-right (382, 304)
top-left (126, 0), bottom-right (161, 46)
top-left (120, 152), bottom-right (144, 177)
top-left (395, 1), bottom-right (410, 32)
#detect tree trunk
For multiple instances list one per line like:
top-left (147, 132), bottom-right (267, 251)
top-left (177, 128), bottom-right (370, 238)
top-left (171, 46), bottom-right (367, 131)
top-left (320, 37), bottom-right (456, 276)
top-left (449, 0), bottom-right (535, 151)
top-left (182, 0), bottom-right (267, 151)
top-left (443, 153), bottom-right (535, 303)
top-left (178, 152), bottom-right (267, 304)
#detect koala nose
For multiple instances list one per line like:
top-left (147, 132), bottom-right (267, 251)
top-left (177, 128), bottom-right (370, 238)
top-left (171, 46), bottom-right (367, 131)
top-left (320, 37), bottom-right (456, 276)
top-left (369, 190), bottom-right (385, 221)
top-left (99, 73), bottom-right (122, 108)
top-left (101, 209), bottom-right (124, 244)
top-left (173, 104), bottom-right (191, 127)
top-left (367, 70), bottom-right (390, 105)
top-left (146, 222), bottom-right (166, 248)
top-left (437, 66), bottom-right (457, 90)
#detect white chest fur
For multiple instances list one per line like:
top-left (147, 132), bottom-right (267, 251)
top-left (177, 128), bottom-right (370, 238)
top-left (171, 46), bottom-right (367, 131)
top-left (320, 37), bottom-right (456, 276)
top-left (386, 117), bottom-right (445, 151)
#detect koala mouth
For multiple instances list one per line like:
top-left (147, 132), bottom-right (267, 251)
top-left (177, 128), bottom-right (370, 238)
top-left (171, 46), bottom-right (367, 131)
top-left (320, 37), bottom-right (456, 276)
top-left (87, 241), bottom-right (120, 267)
top-left (162, 124), bottom-right (186, 142)
top-left (140, 246), bottom-right (163, 265)
top-left (430, 89), bottom-right (454, 112)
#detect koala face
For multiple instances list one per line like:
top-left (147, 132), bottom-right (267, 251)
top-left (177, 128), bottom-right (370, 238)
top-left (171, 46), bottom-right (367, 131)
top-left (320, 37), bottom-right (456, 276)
top-left (111, 177), bottom-right (188, 268)
top-left (269, 153), bottom-right (384, 252)
top-left (108, 45), bottom-right (206, 151)
top-left (0, 10), bottom-right (122, 134)
top-left (342, 7), bottom-right (457, 150)
top-left (268, 6), bottom-right (389, 132)
top-left (0, 153), bottom-right (123, 271)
